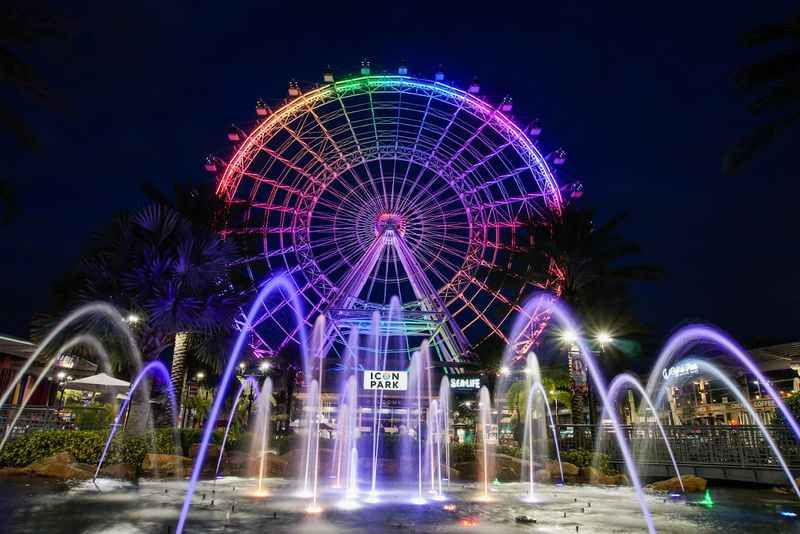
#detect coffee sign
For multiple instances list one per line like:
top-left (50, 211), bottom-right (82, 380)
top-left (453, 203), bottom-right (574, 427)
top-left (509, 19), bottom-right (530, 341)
top-left (364, 370), bottom-right (408, 391)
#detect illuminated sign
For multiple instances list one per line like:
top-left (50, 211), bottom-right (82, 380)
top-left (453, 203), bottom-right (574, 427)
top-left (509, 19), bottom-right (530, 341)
top-left (662, 362), bottom-right (699, 381)
top-left (363, 370), bottom-right (407, 391)
top-left (449, 377), bottom-right (481, 390)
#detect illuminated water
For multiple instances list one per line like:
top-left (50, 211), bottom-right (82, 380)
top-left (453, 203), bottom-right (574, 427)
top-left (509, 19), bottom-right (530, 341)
top-left (3, 477), bottom-right (798, 533)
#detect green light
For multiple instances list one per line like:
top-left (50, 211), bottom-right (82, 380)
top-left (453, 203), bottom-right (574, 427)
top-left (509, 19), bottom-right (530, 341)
top-left (492, 478), bottom-right (501, 486)
top-left (699, 489), bottom-right (714, 507)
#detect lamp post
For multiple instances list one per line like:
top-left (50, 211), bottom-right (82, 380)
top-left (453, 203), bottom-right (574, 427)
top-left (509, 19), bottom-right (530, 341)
top-left (561, 329), bottom-right (614, 437)
top-left (589, 332), bottom-right (614, 427)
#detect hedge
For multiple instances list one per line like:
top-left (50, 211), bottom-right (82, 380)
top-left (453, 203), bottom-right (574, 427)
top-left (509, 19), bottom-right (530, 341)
top-left (0, 428), bottom-right (183, 474)
top-left (559, 448), bottom-right (610, 473)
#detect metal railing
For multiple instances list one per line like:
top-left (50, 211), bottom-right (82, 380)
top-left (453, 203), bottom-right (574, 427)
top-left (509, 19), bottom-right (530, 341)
top-left (0, 406), bottom-right (64, 437)
top-left (0, 405), bottom-right (111, 439)
top-left (554, 424), bottom-right (800, 470)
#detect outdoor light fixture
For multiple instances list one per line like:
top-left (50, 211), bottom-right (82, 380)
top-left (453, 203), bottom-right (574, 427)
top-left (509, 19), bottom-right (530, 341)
top-left (560, 329), bottom-right (578, 344)
top-left (596, 331), bottom-right (613, 345)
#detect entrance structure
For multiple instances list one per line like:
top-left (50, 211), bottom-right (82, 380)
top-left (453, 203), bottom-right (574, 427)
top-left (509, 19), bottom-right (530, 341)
top-left (214, 70), bottom-right (564, 363)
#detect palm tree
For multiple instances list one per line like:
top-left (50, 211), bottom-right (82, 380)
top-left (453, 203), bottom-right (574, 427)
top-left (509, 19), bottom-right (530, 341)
top-left (37, 204), bottom-right (243, 411)
top-left (725, 11), bottom-right (800, 174)
top-left (491, 203), bottom-right (661, 423)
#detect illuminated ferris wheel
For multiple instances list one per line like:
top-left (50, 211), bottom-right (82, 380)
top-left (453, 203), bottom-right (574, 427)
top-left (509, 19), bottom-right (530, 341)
top-left (212, 62), bottom-right (565, 363)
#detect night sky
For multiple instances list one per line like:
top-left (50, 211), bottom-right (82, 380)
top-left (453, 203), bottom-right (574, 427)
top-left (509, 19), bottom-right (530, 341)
top-left (2, 1), bottom-right (798, 351)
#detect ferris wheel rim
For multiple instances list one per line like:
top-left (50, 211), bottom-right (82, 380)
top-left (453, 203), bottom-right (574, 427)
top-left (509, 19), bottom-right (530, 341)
top-left (216, 75), bottom-right (562, 211)
top-left (217, 73), bottom-right (565, 355)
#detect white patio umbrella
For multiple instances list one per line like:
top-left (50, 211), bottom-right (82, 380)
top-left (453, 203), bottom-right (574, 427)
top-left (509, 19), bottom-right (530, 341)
top-left (65, 372), bottom-right (130, 393)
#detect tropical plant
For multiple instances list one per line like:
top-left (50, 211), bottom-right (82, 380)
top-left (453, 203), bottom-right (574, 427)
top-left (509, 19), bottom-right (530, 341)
top-left (35, 205), bottom-right (243, 405)
top-left (490, 203), bottom-right (661, 422)
top-left (773, 391), bottom-right (800, 427)
top-left (559, 448), bottom-right (610, 473)
top-left (726, 11), bottom-right (800, 174)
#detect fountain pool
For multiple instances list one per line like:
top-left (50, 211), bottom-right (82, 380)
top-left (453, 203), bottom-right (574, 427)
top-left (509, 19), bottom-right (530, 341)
top-left (3, 477), bottom-right (798, 533)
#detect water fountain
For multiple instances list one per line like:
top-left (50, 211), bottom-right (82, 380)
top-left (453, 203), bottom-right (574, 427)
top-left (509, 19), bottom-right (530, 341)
top-left (215, 377), bottom-right (260, 478)
top-left (0, 334), bottom-right (112, 452)
top-left (500, 293), bottom-right (657, 533)
top-left (658, 359), bottom-right (800, 497)
top-left (477, 386), bottom-right (494, 501)
top-left (252, 377), bottom-right (274, 496)
top-left (93, 360), bottom-right (178, 481)
top-left (0, 303), bottom-right (143, 414)
top-left (439, 376), bottom-right (451, 486)
top-left (4, 286), bottom-right (799, 534)
top-left (646, 324), bottom-right (800, 441)
top-left (176, 273), bottom-right (308, 534)
top-left (601, 373), bottom-right (684, 492)
top-left (522, 379), bottom-right (565, 499)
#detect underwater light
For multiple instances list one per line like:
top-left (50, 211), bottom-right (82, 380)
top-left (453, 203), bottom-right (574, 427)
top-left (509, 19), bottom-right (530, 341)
top-left (698, 489), bottom-right (714, 507)
top-left (459, 517), bottom-right (479, 527)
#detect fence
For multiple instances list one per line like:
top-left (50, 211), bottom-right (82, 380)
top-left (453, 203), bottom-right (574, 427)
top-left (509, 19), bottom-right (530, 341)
top-left (0, 405), bottom-right (111, 439)
top-left (555, 423), bottom-right (800, 482)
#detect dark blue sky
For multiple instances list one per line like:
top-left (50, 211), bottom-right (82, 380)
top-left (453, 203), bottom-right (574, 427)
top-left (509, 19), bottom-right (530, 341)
top-left (1, 1), bottom-right (797, 348)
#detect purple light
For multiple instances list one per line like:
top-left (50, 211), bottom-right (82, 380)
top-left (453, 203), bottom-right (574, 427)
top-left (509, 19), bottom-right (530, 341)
top-left (176, 273), bottom-right (305, 534)
top-left (507, 293), bottom-right (656, 533)
top-left (646, 325), bottom-right (800, 442)
top-left (93, 361), bottom-right (177, 481)
top-left (214, 380), bottom-right (250, 477)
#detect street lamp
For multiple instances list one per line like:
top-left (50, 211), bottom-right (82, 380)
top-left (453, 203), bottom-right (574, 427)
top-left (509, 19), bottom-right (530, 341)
top-left (595, 331), bottom-right (614, 346)
top-left (560, 329), bottom-right (578, 345)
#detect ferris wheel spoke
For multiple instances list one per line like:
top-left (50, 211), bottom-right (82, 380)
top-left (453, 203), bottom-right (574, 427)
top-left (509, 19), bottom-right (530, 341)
top-left (240, 170), bottom-right (305, 196)
top-left (301, 98), bottom-right (378, 199)
top-left (394, 93), bottom-right (434, 211)
top-left (366, 89), bottom-right (391, 208)
top-left (453, 138), bottom-right (516, 182)
top-left (334, 93), bottom-right (384, 202)
top-left (255, 143), bottom-right (324, 185)
top-left (411, 188), bottom-right (465, 220)
top-left (222, 75), bottom-right (562, 358)
top-left (454, 291), bottom-right (509, 341)
top-left (262, 121), bottom-right (330, 178)
top-left (397, 100), bottom-right (465, 214)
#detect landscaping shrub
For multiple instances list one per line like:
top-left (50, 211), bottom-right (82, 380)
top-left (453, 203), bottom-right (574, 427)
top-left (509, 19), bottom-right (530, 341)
top-left (274, 434), bottom-right (300, 455)
top-left (451, 443), bottom-right (476, 463)
top-left (496, 444), bottom-right (521, 458)
top-left (67, 402), bottom-right (114, 430)
top-left (559, 448), bottom-right (610, 473)
top-left (0, 428), bottom-right (185, 473)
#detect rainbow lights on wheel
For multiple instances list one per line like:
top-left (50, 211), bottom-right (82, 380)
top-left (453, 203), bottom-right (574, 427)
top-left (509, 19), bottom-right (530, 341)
top-left (213, 67), bottom-right (565, 362)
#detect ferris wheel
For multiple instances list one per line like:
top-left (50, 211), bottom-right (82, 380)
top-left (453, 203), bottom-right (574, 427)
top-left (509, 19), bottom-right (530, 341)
top-left (212, 63), bottom-right (565, 363)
